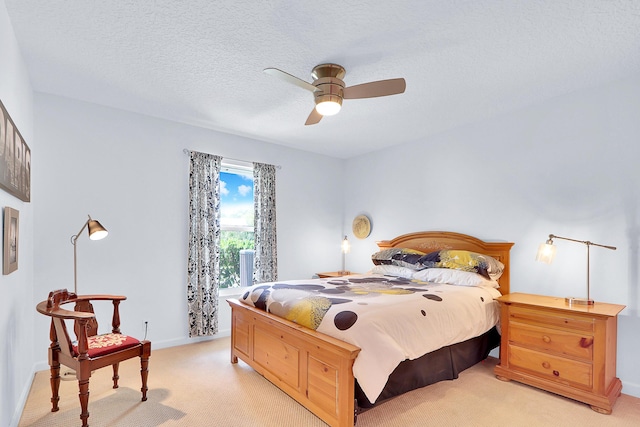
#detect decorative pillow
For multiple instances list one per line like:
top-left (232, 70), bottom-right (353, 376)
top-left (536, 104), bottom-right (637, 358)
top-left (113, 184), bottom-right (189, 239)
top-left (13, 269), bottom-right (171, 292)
top-left (417, 250), bottom-right (504, 280)
top-left (369, 265), bottom-right (416, 279)
top-left (413, 268), bottom-right (499, 288)
top-left (371, 248), bottom-right (426, 270)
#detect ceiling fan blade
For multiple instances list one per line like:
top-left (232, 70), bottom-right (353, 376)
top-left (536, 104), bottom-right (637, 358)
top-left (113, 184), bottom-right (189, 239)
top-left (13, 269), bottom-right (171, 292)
top-left (305, 108), bottom-right (323, 126)
top-left (264, 68), bottom-right (318, 92)
top-left (343, 78), bottom-right (406, 99)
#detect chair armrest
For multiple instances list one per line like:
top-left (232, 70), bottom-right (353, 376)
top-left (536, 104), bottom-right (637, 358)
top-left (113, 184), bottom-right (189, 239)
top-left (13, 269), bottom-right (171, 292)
top-left (36, 290), bottom-right (130, 340)
top-left (36, 300), bottom-right (95, 320)
top-left (74, 294), bottom-right (127, 302)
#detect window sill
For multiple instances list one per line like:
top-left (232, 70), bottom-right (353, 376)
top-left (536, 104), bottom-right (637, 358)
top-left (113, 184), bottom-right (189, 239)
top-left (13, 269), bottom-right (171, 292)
top-left (219, 286), bottom-right (250, 298)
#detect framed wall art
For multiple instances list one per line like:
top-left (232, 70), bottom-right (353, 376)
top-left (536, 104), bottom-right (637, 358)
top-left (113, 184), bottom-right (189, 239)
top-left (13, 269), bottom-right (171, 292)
top-left (3, 207), bottom-right (19, 275)
top-left (0, 99), bottom-right (31, 202)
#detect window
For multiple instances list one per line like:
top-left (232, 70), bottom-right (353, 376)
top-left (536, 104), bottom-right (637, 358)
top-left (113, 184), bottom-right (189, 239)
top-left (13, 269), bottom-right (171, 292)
top-left (219, 161), bottom-right (254, 288)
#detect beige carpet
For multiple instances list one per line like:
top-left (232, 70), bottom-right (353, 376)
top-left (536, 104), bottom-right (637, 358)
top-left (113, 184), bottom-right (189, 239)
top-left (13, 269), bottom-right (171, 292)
top-left (19, 337), bottom-right (640, 426)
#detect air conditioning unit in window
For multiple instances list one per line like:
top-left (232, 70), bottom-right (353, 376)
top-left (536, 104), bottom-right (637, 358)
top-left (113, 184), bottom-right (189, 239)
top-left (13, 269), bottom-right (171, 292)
top-left (239, 249), bottom-right (255, 287)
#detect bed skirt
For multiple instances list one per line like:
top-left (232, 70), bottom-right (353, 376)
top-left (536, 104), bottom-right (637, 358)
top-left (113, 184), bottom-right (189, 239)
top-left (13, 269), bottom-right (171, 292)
top-left (356, 326), bottom-right (501, 409)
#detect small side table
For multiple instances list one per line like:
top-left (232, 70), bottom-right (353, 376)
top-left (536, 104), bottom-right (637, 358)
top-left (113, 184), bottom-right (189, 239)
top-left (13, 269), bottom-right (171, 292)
top-left (494, 292), bottom-right (625, 414)
top-left (316, 271), bottom-right (353, 278)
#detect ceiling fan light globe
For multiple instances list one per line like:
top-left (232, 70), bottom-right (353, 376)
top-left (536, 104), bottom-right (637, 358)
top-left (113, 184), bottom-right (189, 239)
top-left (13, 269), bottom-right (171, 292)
top-left (315, 100), bottom-right (342, 116)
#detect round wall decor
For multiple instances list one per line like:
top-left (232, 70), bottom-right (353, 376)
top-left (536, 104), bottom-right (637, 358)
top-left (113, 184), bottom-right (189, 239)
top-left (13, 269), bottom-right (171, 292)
top-left (352, 215), bottom-right (371, 239)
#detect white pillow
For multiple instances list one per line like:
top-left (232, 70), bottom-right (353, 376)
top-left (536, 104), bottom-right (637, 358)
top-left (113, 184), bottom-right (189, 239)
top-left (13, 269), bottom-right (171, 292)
top-left (369, 265), bottom-right (416, 279)
top-left (413, 268), bottom-right (499, 288)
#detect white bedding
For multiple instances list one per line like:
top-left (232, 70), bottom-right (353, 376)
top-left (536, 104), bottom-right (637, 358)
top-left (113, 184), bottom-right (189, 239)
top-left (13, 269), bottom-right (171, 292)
top-left (239, 274), bottom-right (501, 404)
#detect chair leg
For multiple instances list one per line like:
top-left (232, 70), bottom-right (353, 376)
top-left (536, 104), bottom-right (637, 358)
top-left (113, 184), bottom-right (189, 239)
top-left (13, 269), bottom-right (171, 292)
top-left (48, 346), bottom-right (61, 412)
top-left (140, 354), bottom-right (149, 401)
top-left (49, 361), bottom-right (61, 412)
top-left (78, 378), bottom-right (90, 427)
top-left (112, 363), bottom-right (120, 388)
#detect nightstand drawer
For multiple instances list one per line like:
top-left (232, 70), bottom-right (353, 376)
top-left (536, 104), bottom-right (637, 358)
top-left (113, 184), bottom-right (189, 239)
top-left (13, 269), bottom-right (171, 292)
top-left (509, 305), bottom-right (594, 333)
top-left (509, 345), bottom-right (592, 389)
top-left (509, 321), bottom-right (593, 360)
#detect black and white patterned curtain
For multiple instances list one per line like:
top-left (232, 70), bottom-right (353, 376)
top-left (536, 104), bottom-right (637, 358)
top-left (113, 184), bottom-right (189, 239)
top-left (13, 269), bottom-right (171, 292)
top-left (187, 151), bottom-right (221, 336)
top-left (253, 162), bottom-right (277, 284)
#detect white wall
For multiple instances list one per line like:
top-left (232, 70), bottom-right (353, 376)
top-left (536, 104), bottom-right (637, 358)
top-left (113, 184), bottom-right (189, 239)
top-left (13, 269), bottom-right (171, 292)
top-left (32, 93), bottom-right (346, 355)
top-left (0, 2), bottom-right (35, 426)
top-left (343, 74), bottom-right (640, 397)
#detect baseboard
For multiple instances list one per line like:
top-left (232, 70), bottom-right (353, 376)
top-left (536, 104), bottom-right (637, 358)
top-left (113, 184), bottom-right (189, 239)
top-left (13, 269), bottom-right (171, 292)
top-left (151, 329), bottom-right (231, 350)
top-left (9, 367), bottom-right (37, 427)
top-left (623, 380), bottom-right (640, 399)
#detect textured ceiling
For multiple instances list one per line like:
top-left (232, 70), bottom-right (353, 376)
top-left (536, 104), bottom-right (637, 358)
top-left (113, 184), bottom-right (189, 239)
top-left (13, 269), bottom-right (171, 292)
top-left (5, 1), bottom-right (640, 158)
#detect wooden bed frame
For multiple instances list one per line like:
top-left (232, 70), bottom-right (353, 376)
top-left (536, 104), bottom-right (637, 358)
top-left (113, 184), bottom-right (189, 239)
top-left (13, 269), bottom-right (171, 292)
top-left (228, 231), bottom-right (514, 426)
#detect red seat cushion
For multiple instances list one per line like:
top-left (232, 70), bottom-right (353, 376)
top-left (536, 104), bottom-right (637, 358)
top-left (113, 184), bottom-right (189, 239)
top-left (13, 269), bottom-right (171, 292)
top-left (73, 333), bottom-right (140, 358)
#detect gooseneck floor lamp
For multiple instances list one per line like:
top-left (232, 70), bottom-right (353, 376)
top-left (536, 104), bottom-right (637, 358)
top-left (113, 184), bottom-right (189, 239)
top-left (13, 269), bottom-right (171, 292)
top-left (536, 233), bottom-right (616, 305)
top-left (62, 215), bottom-right (108, 381)
top-left (71, 215), bottom-right (108, 295)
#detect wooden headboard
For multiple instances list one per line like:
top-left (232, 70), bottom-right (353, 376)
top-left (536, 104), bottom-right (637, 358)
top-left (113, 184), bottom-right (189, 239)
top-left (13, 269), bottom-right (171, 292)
top-left (377, 231), bottom-right (515, 295)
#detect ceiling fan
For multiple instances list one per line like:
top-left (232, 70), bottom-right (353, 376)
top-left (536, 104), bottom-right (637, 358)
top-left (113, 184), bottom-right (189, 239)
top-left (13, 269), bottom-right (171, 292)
top-left (264, 63), bottom-right (406, 125)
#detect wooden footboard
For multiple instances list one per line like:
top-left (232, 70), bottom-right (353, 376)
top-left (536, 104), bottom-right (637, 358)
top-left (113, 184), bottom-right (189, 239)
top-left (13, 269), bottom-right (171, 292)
top-left (228, 299), bottom-right (360, 427)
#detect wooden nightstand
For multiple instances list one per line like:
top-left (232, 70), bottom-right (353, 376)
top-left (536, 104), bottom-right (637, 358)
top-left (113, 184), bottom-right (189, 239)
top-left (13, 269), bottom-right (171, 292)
top-left (494, 293), bottom-right (625, 414)
top-left (316, 271), bottom-right (353, 278)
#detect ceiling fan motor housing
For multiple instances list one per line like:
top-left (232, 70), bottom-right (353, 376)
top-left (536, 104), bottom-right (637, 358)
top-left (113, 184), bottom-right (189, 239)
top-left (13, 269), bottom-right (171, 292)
top-left (314, 77), bottom-right (344, 109)
top-left (312, 64), bottom-right (346, 112)
top-left (311, 63), bottom-right (346, 80)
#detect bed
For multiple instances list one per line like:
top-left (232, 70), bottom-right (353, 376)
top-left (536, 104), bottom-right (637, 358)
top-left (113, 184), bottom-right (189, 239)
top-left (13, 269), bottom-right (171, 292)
top-left (228, 231), bottom-right (514, 426)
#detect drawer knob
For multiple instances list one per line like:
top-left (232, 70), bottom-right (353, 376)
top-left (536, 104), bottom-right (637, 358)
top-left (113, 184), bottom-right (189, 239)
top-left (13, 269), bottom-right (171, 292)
top-left (553, 370), bottom-right (560, 377)
top-left (580, 337), bottom-right (594, 348)
top-left (542, 361), bottom-right (550, 369)
top-left (542, 335), bottom-right (551, 343)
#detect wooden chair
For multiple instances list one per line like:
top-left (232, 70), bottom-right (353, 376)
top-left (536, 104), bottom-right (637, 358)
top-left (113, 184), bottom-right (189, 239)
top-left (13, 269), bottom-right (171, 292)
top-left (36, 289), bottom-right (151, 427)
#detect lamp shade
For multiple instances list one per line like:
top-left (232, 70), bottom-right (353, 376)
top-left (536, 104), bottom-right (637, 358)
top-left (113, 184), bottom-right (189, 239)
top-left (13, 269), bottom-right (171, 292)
top-left (87, 219), bottom-right (108, 240)
top-left (341, 235), bottom-right (350, 253)
top-left (536, 241), bottom-right (556, 264)
top-left (340, 235), bottom-right (350, 274)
